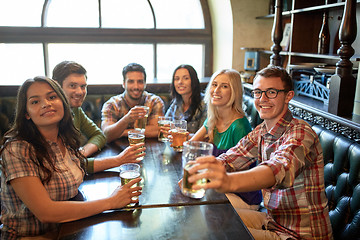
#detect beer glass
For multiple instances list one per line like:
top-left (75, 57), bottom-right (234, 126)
top-left (170, 119), bottom-right (188, 152)
top-left (119, 163), bottom-right (141, 207)
top-left (128, 129), bottom-right (145, 160)
top-left (134, 106), bottom-right (149, 133)
top-left (181, 141), bottom-right (213, 199)
top-left (158, 116), bottom-right (171, 142)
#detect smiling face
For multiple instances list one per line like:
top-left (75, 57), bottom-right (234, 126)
top-left (174, 68), bottom-right (192, 99)
top-left (123, 71), bottom-right (146, 101)
top-left (209, 74), bottom-right (231, 107)
top-left (62, 73), bottom-right (87, 108)
top-left (253, 76), bottom-right (294, 130)
top-left (25, 81), bottom-right (64, 131)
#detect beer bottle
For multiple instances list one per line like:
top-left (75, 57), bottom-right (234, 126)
top-left (318, 10), bottom-right (330, 54)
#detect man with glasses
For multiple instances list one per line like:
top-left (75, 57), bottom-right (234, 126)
top-left (186, 66), bottom-right (333, 239)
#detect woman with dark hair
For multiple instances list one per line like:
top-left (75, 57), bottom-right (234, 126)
top-left (165, 64), bottom-right (206, 134)
top-left (0, 77), bottom-right (142, 239)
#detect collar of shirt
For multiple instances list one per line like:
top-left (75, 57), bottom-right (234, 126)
top-left (120, 91), bottom-right (148, 109)
top-left (259, 110), bottom-right (293, 139)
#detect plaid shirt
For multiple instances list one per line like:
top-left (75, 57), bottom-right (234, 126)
top-left (101, 91), bottom-right (165, 128)
top-left (165, 95), bottom-right (207, 133)
top-left (218, 110), bottom-right (333, 240)
top-left (0, 139), bottom-right (85, 238)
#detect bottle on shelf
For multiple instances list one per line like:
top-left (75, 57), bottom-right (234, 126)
top-left (318, 10), bottom-right (330, 54)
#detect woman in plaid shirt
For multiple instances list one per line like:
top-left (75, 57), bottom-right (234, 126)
top-left (0, 77), bottom-right (142, 239)
top-left (186, 66), bottom-right (333, 240)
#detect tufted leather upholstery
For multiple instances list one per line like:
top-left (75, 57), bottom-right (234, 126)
top-left (243, 94), bottom-right (263, 129)
top-left (312, 125), bottom-right (360, 239)
top-left (242, 98), bottom-right (360, 239)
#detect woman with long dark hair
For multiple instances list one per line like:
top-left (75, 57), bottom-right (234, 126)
top-left (0, 77), bottom-right (141, 239)
top-left (165, 64), bottom-right (206, 134)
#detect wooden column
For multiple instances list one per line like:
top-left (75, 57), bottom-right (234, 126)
top-left (269, 0), bottom-right (283, 67)
top-left (328, 0), bottom-right (357, 117)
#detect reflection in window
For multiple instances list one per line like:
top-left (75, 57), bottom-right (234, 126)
top-left (0, 44), bottom-right (45, 85)
top-left (157, 44), bottom-right (204, 83)
top-left (46, 0), bottom-right (99, 28)
top-left (48, 43), bottom-right (154, 85)
top-left (151, 0), bottom-right (204, 29)
top-left (0, 0), bottom-right (43, 27)
top-left (101, 0), bottom-right (154, 29)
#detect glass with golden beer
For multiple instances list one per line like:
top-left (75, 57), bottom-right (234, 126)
top-left (119, 163), bottom-right (141, 207)
top-left (128, 129), bottom-right (145, 160)
top-left (181, 141), bottom-right (213, 199)
top-left (158, 116), bottom-right (171, 142)
top-left (134, 106), bottom-right (149, 133)
top-left (170, 120), bottom-right (188, 152)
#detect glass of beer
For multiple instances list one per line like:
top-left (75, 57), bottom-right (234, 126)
top-left (119, 163), bottom-right (141, 207)
top-left (181, 141), bottom-right (213, 199)
top-left (158, 116), bottom-right (172, 142)
top-left (169, 120), bottom-right (189, 152)
top-left (128, 129), bottom-right (145, 160)
top-left (134, 106), bottom-right (149, 133)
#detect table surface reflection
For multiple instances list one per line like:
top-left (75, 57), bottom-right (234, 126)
top-left (81, 139), bottom-right (229, 208)
top-left (58, 138), bottom-right (254, 240)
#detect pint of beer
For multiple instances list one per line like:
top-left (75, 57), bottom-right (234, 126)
top-left (170, 120), bottom-right (188, 152)
top-left (181, 141), bottom-right (213, 199)
top-left (158, 116), bottom-right (171, 142)
top-left (134, 106), bottom-right (149, 133)
top-left (119, 163), bottom-right (141, 207)
top-left (128, 129), bottom-right (145, 160)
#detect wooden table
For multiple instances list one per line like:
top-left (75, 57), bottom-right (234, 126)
top-left (57, 138), bottom-right (254, 240)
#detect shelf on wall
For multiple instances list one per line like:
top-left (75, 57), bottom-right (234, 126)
top-left (256, 1), bottom-right (360, 19)
top-left (261, 50), bottom-right (360, 62)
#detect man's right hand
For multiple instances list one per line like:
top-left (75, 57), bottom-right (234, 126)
top-left (125, 106), bottom-right (147, 123)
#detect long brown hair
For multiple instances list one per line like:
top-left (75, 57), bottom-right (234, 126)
top-left (0, 76), bottom-right (87, 183)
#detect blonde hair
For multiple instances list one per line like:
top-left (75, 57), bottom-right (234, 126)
top-left (204, 69), bottom-right (245, 142)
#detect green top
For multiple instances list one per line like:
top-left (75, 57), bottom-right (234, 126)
top-left (72, 107), bottom-right (106, 173)
top-left (205, 117), bottom-right (251, 150)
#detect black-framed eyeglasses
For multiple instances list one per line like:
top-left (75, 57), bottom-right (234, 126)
top-left (251, 88), bottom-right (287, 99)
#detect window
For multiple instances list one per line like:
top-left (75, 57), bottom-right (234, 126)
top-left (0, 0), bottom-right (212, 85)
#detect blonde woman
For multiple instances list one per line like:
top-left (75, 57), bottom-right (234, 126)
top-left (191, 69), bottom-right (261, 210)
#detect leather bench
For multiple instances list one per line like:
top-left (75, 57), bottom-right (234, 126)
top-left (243, 95), bottom-right (360, 239)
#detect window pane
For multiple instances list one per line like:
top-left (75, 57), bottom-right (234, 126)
top-left (101, 0), bottom-right (154, 29)
top-left (48, 43), bottom-right (154, 85)
top-left (0, 0), bottom-right (43, 27)
top-left (46, 0), bottom-right (99, 28)
top-left (0, 44), bottom-right (45, 85)
top-left (151, 0), bottom-right (204, 29)
top-left (157, 44), bottom-right (204, 83)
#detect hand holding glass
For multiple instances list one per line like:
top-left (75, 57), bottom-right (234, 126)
top-left (134, 106), bottom-right (149, 133)
top-left (170, 120), bottom-right (189, 152)
top-left (158, 116), bottom-right (171, 142)
top-left (182, 141), bottom-right (213, 199)
top-left (119, 163), bottom-right (141, 207)
top-left (128, 129), bottom-right (145, 161)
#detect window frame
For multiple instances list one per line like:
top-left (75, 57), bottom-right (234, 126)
top-left (0, 0), bottom-right (212, 84)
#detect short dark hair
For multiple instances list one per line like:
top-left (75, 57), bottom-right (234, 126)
top-left (255, 66), bottom-right (293, 91)
top-left (122, 63), bottom-right (146, 82)
top-left (52, 61), bottom-right (87, 87)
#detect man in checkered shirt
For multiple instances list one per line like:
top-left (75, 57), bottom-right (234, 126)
top-left (186, 66), bottom-right (333, 240)
top-left (101, 63), bottom-right (165, 142)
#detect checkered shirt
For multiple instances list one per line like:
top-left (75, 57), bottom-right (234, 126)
top-left (218, 110), bottom-right (333, 240)
top-left (101, 91), bottom-right (165, 128)
top-left (0, 139), bottom-right (85, 238)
